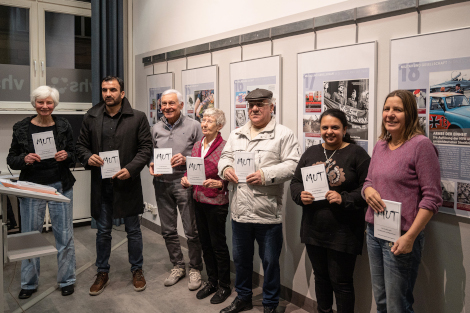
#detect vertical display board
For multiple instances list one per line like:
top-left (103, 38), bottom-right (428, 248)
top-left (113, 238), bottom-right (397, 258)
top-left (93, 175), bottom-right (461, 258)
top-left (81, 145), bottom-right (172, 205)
top-left (391, 27), bottom-right (470, 218)
top-left (230, 56), bottom-right (281, 130)
top-left (182, 65), bottom-right (218, 122)
top-left (147, 73), bottom-right (174, 126)
top-left (297, 42), bottom-right (377, 153)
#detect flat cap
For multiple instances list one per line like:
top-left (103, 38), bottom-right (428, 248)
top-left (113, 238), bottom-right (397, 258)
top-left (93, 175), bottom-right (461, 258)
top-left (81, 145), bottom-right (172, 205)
top-left (245, 88), bottom-right (273, 101)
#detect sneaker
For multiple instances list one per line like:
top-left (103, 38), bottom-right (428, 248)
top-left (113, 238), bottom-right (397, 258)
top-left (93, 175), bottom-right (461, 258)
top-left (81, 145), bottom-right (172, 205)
top-left (188, 268), bottom-right (202, 290)
top-left (164, 266), bottom-right (186, 286)
top-left (89, 272), bottom-right (109, 296)
top-left (220, 297), bottom-right (253, 313)
top-left (196, 281), bottom-right (218, 299)
top-left (210, 285), bottom-right (232, 304)
top-left (132, 268), bottom-right (146, 291)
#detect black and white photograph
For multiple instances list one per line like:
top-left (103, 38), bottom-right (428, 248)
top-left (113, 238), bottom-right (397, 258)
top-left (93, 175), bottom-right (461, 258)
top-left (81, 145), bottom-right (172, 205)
top-left (457, 182), bottom-right (470, 212)
top-left (419, 116), bottom-right (427, 136)
top-left (303, 114), bottom-right (321, 134)
top-left (305, 138), bottom-right (321, 150)
top-left (235, 109), bottom-right (247, 128)
top-left (323, 79), bottom-right (369, 140)
top-left (441, 180), bottom-right (455, 209)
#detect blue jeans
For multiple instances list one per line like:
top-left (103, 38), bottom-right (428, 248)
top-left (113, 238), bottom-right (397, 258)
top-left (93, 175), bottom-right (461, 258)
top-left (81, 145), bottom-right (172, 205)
top-left (366, 223), bottom-right (424, 313)
top-left (95, 180), bottom-right (143, 272)
top-left (232, 220), bottom-right (283, 308)
top-left (19, 182), bottom-right (76, 289)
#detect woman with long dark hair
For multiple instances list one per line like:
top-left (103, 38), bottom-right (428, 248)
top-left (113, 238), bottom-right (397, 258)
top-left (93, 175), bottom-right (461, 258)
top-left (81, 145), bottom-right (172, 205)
top-left (290, 108), bottom-right (370, 313)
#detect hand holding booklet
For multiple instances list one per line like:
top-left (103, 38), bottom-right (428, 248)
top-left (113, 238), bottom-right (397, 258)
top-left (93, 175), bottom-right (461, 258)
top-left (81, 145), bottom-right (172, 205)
top-left (186, 157), bottom-right (205, 185)
top-left (301, 164), bottom-right (329, 201)
top-left (32, 131), bottom-right (57, 160)
top-left (373, 200), bottom-right (402, 242)
top-left (99, 150), bottom-right (121, 179)
top-left (154, 148), bottom-right (173, 174)
top-left (234, 152), bottom-right (255, 183)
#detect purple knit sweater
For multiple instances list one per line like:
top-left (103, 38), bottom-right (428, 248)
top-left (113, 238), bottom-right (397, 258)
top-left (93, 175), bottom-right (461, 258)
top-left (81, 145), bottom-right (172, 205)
top-left (363, 135), bottom-right (442, 231)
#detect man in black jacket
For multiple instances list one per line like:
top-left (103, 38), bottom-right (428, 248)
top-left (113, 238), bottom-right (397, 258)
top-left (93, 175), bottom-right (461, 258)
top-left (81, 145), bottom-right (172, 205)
top-left (76, 76), bottom-right (153, 296)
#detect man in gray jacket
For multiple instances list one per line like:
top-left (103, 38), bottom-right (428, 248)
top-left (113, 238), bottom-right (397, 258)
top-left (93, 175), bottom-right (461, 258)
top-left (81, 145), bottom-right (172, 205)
top-left (149, 89), bottom-right (204, 291)
top-left (218, 89), bottom-right (301, 313)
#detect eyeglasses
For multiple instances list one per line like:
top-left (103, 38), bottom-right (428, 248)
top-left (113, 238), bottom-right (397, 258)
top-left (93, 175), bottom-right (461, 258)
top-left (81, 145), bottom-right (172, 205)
top-left (201, 119), bottom-right (216, 124)
top-left (248, 101), bottom-right (270, 109)
top-left (161, 101), bottom-right (178, 107)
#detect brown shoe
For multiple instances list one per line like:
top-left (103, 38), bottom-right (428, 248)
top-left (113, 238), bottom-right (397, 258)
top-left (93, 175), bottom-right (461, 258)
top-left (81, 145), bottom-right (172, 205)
top-left (89, 272), bottom-right (109, 296)
top-left (132, 268), bottom-right (146, 291)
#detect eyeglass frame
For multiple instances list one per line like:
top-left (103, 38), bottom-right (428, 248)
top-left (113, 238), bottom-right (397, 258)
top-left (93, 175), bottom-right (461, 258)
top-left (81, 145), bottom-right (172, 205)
top-left (247, 100), bottom-right (272, 109)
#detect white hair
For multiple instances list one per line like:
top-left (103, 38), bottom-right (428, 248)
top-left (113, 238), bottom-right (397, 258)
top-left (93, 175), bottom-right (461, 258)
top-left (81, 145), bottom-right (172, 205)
top-left (203, 108), bottom-right (226, 128)
top-left (31, 86), bottom-right (59, 108)
top-left (162, 89), bottom-right (183, 104)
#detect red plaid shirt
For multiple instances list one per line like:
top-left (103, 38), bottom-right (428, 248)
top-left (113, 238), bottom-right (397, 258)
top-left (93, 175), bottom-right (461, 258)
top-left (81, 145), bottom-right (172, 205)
top-left (186, 133), bottom-right (228, 205)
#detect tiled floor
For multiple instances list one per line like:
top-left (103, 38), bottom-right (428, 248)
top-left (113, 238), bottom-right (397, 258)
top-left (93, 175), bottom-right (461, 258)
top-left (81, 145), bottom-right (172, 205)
top-left (3, 223), bottom-right (308, 313)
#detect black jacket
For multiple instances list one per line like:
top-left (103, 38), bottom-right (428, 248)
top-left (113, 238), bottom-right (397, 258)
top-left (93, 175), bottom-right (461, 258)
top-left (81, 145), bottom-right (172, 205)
top-left (75, 97), bottom-right (153, 219)
top-left (7, 115), bottom-right (77, 191)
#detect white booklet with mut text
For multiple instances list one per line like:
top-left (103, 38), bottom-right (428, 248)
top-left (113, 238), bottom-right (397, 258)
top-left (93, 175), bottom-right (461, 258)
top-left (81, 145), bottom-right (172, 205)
top-left (32, 131), bottom-right (57, 160)
top-left (374, 200), bottom-right (402, 242)
top-left (153, 148), bottom-right (173, 174)
top-left (99, 150), bottom-right (121, 179)
top-left (186, 157), bottom-right (205, 186)
top-left (301, 164), bottom-right (329, 201)
top-left (234, 152), bottom-right (255, 183)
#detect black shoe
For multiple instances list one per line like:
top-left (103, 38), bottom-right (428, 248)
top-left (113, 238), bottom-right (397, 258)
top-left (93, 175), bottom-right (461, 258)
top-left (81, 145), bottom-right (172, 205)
top-left (264, 306), bottom-right (277, 313)
top-left (18, 288), bottom-right (37, 299)
top-left (220, 297), bottom-right (253, 313)
top-left (211, 285), bottom-right (232, 304)
top-left (61, 285), bottom-right (74, 296)
top-left (196, 281), bottom-right (218, 299)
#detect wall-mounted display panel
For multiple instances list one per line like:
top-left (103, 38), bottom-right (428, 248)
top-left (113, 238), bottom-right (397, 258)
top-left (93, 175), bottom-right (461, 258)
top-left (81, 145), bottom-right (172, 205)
top-left (230, 55), bottom-right (281, 130)
top-left (146, 72), bottom-right (174, 126)
top-left (297, 42), bottom-right (377, 153)
top-left (391, 27), bottom-right (470, 218)
top-left (182, 65), bottom-right (218, 122)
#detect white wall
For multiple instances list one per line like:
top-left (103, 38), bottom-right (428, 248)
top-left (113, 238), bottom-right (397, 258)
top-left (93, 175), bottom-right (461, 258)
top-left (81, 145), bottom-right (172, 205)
top-left (133, 1), bottom-right (470, 312)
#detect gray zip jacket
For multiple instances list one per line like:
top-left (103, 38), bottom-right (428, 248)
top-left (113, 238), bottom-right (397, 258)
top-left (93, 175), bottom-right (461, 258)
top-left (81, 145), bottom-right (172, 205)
top-left (218, 118), bottom-right (301, 224)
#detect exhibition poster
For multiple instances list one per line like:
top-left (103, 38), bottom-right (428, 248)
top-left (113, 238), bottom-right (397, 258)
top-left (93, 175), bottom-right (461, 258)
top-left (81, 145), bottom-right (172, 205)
top-left (182, 65), bottom-right (218, 122)
top-left (233, 76), bottom-right (277, 128)
top-left (297, 42), bottom-right (376, 153)
top-left (301, 68), bottom-right (370, 152)
top-left (391, 28), bottom-right (470, 217)
top-left (397, 56), bottom-right (470, 215)
top-left (230, 56), bottom-right (281, 130)
top-left (147, 73), bottom-right (174, 126)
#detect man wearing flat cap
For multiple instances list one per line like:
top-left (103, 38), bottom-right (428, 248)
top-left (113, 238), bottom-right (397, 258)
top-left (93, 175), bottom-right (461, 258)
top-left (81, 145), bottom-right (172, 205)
top-left (218, 88), bottom-right (300, 313)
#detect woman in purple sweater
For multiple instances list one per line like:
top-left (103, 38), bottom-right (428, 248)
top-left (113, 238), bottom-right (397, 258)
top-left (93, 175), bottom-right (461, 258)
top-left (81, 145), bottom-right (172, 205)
top-left (363, 90), bottom-right (442, 313)
top-left (181, 108), bottom-right (231, 305)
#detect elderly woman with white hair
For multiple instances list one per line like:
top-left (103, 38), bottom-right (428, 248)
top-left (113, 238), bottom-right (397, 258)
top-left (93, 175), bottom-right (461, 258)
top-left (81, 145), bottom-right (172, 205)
top-left (7, 86), bottom-right (76, 298)
top-left (181, 108), bottom-right (231, 304)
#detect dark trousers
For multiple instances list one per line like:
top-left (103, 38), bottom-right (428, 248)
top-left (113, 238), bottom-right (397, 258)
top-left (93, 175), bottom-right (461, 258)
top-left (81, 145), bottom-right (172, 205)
top-left (306, 244), bottom-right (357, 313)
top-left (194, 201), bottom-right (231, 287)
top-left (232, 220), bottom-right (283, 308)
top-left (154, 180), bottom-right (203, 270)
top-left (95, 180), bottom-right (143, 272)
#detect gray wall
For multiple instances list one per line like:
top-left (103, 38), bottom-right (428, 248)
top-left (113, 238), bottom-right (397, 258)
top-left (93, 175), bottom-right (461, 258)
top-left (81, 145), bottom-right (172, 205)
top-left (132, 1), bottom-right (470, 312)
